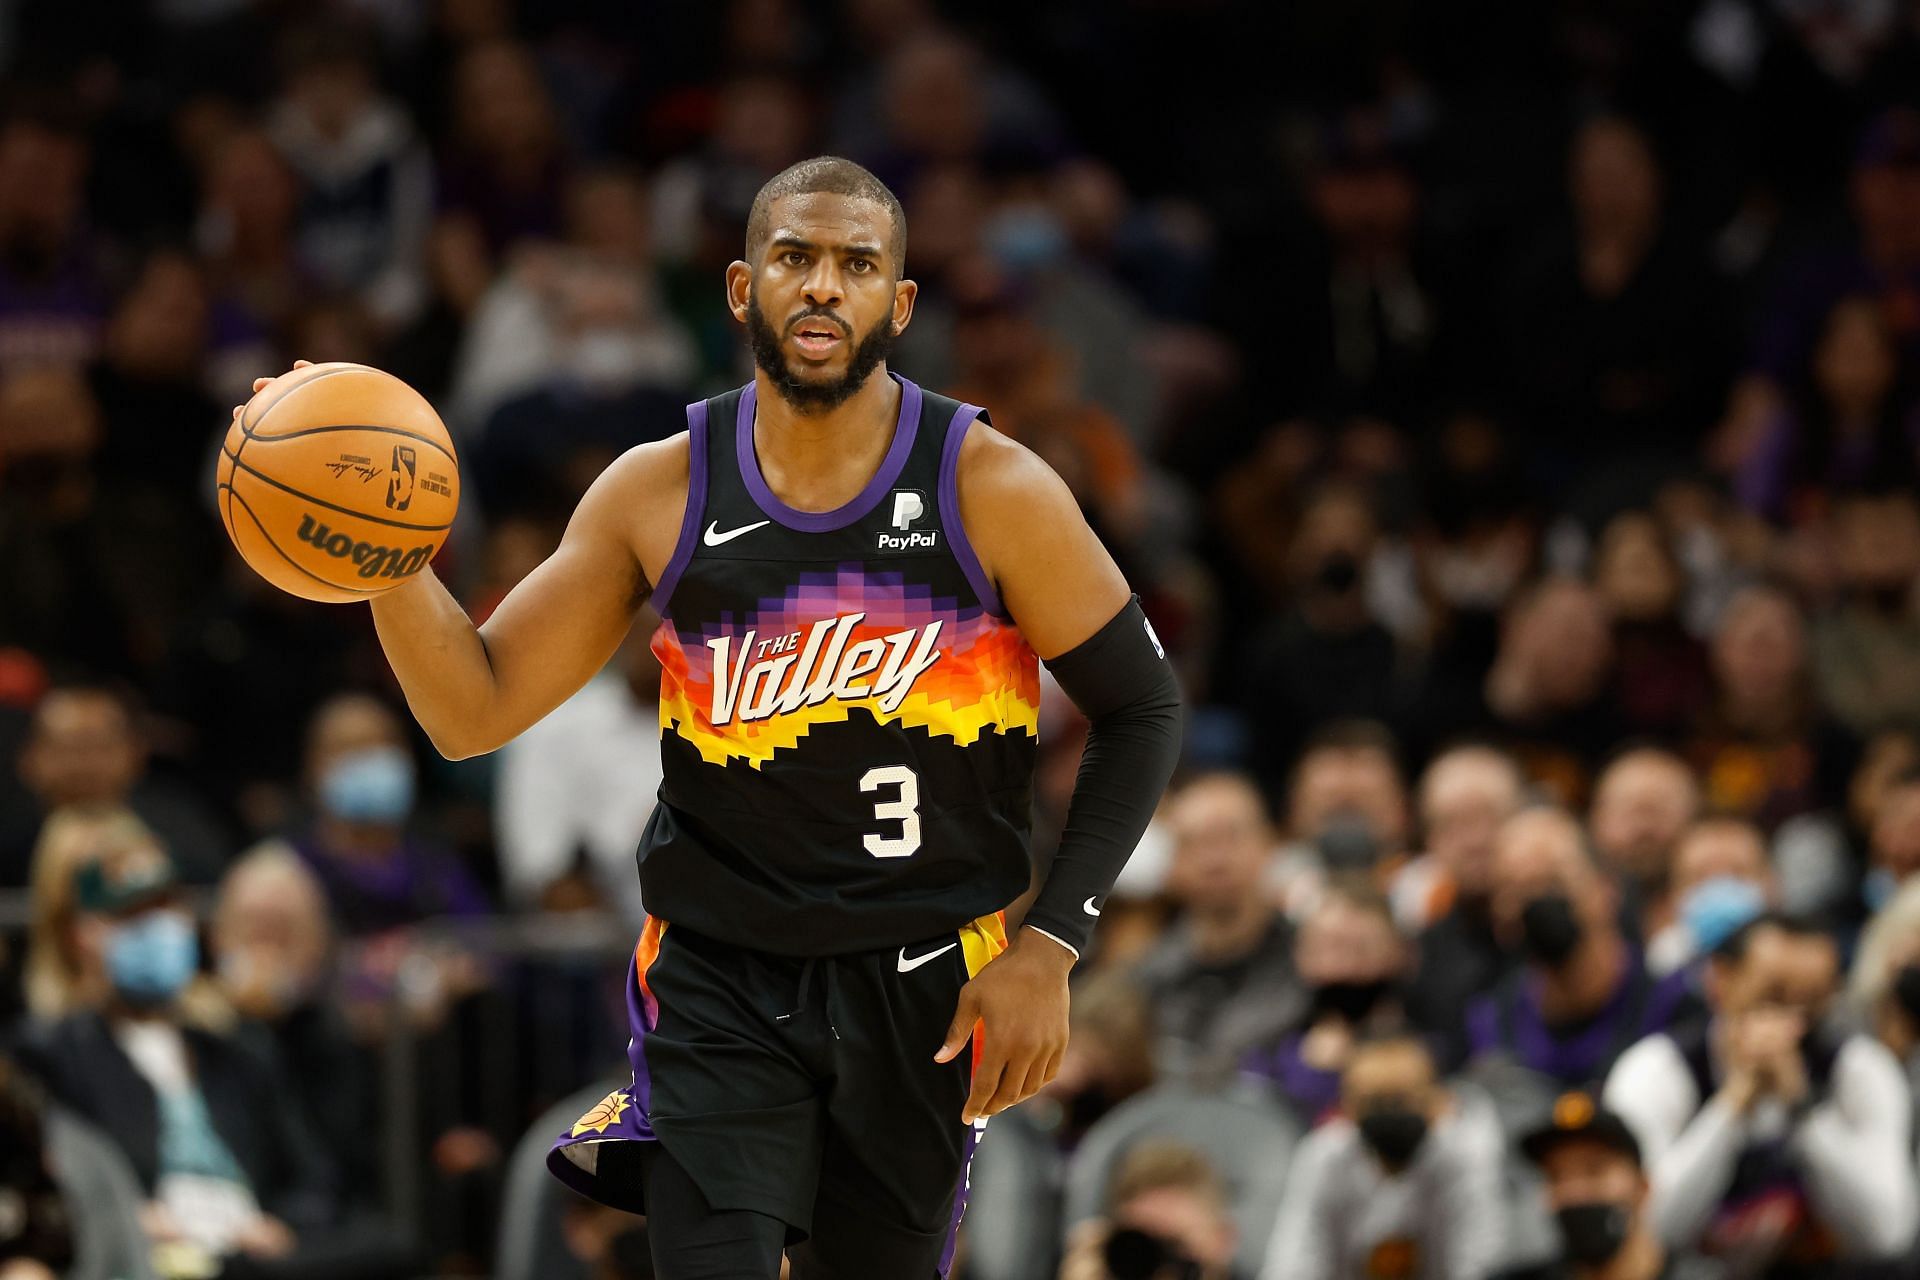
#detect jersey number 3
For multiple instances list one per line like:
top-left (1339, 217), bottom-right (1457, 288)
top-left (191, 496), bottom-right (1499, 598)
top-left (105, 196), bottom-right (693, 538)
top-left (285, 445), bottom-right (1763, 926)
top-left (860, 765), bottom-right (921, 858)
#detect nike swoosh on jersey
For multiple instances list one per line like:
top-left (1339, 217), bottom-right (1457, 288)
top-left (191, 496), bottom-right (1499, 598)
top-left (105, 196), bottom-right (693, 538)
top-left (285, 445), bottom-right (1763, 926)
top-left (704, 519), bottom-right (771, 546)
top-left (897, 941), bottom-right (959, 973)
top-left (1083, 897), bottom-right (1102, 917)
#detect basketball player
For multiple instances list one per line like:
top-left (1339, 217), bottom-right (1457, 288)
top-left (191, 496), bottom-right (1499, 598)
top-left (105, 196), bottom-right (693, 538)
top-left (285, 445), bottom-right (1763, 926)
top-left (244, 157), bottom-right (1181, 1277)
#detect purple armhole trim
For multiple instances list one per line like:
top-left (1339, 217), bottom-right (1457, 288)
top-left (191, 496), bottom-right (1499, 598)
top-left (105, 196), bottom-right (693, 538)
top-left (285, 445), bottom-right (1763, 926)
top-left (939, 402), bottom-right (1006, 618)
top-left (737, 375), bottom-right (924, 531)
top-left (648, 399), bottom-right (708, 617)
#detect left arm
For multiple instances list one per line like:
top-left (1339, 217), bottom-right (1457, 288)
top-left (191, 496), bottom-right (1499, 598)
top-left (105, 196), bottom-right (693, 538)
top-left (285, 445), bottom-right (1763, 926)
top-left (933, 422), bottom-right (1182, 1123)
top-left (1794, 1037), bottom-right (1919, 1259)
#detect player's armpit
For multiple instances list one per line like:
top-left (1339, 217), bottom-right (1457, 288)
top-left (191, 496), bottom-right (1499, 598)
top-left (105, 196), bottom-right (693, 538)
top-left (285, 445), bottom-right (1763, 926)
top-left (372, 436), bottom-right (687, 759)
top-left (954, 423), bottom-right (1132, 660)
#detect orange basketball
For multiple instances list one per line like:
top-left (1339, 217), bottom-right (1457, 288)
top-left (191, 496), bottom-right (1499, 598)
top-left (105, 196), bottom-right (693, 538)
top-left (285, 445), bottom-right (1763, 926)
top-left (214, 362), bottom-right (461, 604)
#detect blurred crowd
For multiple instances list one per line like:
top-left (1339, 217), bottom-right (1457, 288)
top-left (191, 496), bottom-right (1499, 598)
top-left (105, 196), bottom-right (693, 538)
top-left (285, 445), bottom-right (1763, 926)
top-left (4, 0), bottom-right (1920, 1278)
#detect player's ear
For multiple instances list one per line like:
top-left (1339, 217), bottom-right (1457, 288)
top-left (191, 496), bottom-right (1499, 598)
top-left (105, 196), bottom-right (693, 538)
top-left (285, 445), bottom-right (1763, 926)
top-left (725, 261), bottom-right (752, 323)
top-left (890, 276), bottom-right (917, 337)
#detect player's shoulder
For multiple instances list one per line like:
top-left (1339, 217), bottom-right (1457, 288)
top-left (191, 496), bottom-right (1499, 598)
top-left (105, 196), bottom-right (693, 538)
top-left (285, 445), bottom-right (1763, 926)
top-left (953, 415), bottom-right (1073, 517)
top-left (586, 431), bottom-right (692, 508)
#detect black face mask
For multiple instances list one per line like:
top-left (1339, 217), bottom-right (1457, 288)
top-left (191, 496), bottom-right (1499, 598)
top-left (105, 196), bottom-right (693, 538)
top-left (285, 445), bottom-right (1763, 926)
top-left (1357, 1106), bottom-right (1429, 1170)
top-left (1313, 551), bottom-right (1362, 595)
top-left (1520, 893), bottom-right (1584, 968)
top-left (1310, 978), bottom-right (1392, 1024)
top-left (1104, 1227), bottom-right (1203, 1280)
top-left (1556, 1202), bottom-right (1631, 1267)
top-left (1893, 964), bottom-right (1920, 1027)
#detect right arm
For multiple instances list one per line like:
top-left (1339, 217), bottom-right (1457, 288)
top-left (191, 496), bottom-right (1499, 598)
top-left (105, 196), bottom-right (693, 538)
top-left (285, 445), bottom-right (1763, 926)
top-left (1604, 1033), bottom-right (1746, 1250)
top-left (371, 436), bottom-right (686, 759)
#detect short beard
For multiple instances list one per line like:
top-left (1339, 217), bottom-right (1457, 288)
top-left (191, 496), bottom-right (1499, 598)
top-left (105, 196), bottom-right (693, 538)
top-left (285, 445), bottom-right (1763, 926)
top-left (745, 293), bottom-right (894, 415)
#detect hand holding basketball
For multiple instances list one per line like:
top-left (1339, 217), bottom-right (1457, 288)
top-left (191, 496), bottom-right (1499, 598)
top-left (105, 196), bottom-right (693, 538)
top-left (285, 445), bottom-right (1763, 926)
top-left (215, 361), bottom-right (461, 603)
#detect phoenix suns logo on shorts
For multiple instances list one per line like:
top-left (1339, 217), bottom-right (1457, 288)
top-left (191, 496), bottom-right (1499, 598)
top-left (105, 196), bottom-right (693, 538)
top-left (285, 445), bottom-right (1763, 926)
top-left (570, 1089), bottom-right (632, 1137)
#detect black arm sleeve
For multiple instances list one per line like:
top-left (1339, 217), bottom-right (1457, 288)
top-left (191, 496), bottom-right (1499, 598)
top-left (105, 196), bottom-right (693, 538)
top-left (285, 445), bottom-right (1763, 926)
top-left (1024, 595), bottom-right (1182, 956)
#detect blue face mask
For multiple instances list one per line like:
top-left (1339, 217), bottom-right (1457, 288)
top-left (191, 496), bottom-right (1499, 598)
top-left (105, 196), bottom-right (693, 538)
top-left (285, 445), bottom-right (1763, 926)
top-left (1681, 876), bottom-right (1767, 953)
top-left (319, 746), bottom-right (415, 824)
top-left (107, 911), bottom-right (199, 1005)
top-left (1866, 868), bottom-right (1901, 913)
top-left (984, 206), bottom-right (1069, 272)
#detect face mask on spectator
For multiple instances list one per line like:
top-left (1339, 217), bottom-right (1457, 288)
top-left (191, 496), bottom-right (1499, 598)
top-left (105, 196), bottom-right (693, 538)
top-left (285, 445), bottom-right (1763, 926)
top-left (1680, 876), bottom-right (1766, 953)
top-left (1555, 1202), bottom-right (1631, 1266)
top-left (1520, 892), bottom-right (1583, 966)
top-left (1865, 868), bottom-right (1899, 912)
top-left (1356, 1104), bottom-right (1428, 1170)
top-left (1103, 1226), bottom-right (1203, 1280)
top-left (107, 911), bottom-right (198, 1005)
top-left (983, 205), bottom-right (1069, 273)
top-left (1316, 812), bottom-right (1382, 871)
top-left (319, 746), bottom-right (415, 824)
top-left (1310, 978), bottom-right (1392, 1023)
top-left (1893, 964), bottom-right (1920, 1027)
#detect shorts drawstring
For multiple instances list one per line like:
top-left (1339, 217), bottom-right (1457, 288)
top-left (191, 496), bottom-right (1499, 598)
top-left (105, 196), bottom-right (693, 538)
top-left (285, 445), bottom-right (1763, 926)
top-left (773, 954), bottom-right (841, 1040)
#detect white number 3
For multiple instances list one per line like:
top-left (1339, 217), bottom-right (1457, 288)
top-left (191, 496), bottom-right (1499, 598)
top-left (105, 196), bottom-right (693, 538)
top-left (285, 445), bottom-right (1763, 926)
top-left (860, 765), bottom-right (921, 858)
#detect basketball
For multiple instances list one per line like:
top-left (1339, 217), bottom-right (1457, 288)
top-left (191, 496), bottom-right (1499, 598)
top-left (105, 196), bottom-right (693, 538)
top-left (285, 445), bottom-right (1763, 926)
top-left (214, 362), bottom-right (461, 604)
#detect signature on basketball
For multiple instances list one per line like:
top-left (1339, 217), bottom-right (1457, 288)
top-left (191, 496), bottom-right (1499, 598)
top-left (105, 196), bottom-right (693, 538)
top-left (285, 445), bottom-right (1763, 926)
top-left (324, 461), bottom-right (382, 483)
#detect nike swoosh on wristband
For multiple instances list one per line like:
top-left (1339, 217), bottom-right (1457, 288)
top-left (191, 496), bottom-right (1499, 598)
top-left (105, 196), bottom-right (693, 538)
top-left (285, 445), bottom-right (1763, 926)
top-left (1083, 897), bottom-right (1102, 917)
top-left (897, 942), bottom-right (958, 973)
top-left (704, 519), bottom-right (770, 546)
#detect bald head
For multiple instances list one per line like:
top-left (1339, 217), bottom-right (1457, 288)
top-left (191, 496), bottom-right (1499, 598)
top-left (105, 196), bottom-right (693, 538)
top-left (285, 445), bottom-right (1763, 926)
top-left (1589, 749), bottom-right (1699, 894)
top-left (1419, 746), bottom-right (1526, 900)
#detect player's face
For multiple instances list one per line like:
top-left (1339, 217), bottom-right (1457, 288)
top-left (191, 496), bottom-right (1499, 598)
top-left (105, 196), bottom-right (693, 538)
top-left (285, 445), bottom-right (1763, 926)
top-left (733, 192), bottom-right (914, 414)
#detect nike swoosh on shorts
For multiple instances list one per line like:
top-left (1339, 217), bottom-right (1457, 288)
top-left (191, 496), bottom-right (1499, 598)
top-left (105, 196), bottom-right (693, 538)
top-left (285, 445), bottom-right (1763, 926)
top-left (897, 942), bottom-right (959, 973)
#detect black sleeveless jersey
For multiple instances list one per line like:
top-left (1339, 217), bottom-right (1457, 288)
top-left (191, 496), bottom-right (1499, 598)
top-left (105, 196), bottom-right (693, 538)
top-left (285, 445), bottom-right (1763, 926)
top-left (637, 374), bottom-right (1040, 956)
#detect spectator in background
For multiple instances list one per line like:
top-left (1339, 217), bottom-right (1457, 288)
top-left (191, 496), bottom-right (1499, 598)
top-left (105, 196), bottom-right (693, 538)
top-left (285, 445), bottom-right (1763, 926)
top-left (1243, 880), bottom-right (1412, 1126)
top-left (1059, 1142), bottom-right (1242, 1280)
top-left (1591, 513), bottom-right (1711, 739)
top-left (1809, 486), bottom-right (1920, 737)
top-left (209, 846), bottom-right (379, 1203)
top-left (1261, 1032), bottom-right (1504, 1280)
top-left (0, 1055), bottom-right (78, 1280)
top-left (1404, 745), bottom-right (1527, 1066)
top-left (193, 126), bottom-right (310, 374)
top-left (1465, 807), bottom-right (1692, 1117)
top-left (1687, 584), bottom-right (1847, 833)
top-left (1519, 1093), bottom-right (1718, 1280)
top-left (1727, 295), bottom-right (1920, 525)
top-left (435, 39), bottom-right (569, 280)
top-left (1645, 819), bottom-right (1775, 979)
top-left (1133, 771), bottom-right (1301, 1083)
top-left (1275, 719), bottom-right (1410, 918)
top-left (1861, 770), bottom-right (1920, 921)
top-left (0, 103), bottom-right (105, 375)
top-left (1240, 487), bottom-right (1410, 793)
top-left (22, 809), bottom-right (158, 1021)
top-left (277, 691), bottom-right (487, 937)
top-left (1030, 970), bottom-right (1159, 1150)
top-left (1504, 115), bottom-right (1726, 473)
top-left (494, 612), bottom-right (661, 922)
top-left (1848, 877), bottom-right (1920, 1103)
top-left (1773, 726), bottom-right (1918, 920)
top-left (267, 18), bottom-right (433, 332)
top-left (1603, 915), bottom-right (1918, 1273)
top-left (1587, 748), bottom-right (1701, 942)
top-left (1484, 579), bottom-right (1621, 806)
top-left (5, 686), bottom-right (231, 887)
top-left (17, 843), bottom-right (337, 1276)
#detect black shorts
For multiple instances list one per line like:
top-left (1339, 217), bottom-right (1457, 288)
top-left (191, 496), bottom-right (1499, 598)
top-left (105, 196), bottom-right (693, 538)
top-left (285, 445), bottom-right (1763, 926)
top-left (548, 911), bottom-right (1009, 1275)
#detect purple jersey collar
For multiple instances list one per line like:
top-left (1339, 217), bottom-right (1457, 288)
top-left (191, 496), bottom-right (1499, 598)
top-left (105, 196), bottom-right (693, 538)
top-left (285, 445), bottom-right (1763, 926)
top-left (736, 373), bottom-right (922, 533)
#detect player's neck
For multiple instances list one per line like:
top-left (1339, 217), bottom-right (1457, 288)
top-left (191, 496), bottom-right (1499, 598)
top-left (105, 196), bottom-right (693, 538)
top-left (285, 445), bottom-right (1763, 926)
top-left (750, 367), bottom-right (902, 509)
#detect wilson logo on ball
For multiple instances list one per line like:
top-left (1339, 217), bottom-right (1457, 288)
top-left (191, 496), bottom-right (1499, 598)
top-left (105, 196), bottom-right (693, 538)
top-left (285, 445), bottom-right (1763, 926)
top-left (387, 445), bottom-right (417, 511)
top-left (297, 513), bottom-right (434, 580)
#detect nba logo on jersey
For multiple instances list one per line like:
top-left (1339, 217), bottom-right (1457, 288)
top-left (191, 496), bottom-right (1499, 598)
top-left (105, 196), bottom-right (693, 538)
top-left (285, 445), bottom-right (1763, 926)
top-left (387, 446), bottom-right (417, 512)
top-left (878, 489), bottom-right (938, 553)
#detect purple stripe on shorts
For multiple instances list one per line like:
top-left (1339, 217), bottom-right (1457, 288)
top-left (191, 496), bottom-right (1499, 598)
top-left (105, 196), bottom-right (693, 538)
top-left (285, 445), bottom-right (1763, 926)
top-left (649, 398), bottom-right (709, 616)
top-left (736, 375), bottom-right (922, 532)
top-left (939, 1120), bottom-right (985, 1277)
top-left (937, 403), bottom-right (1005, 617)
